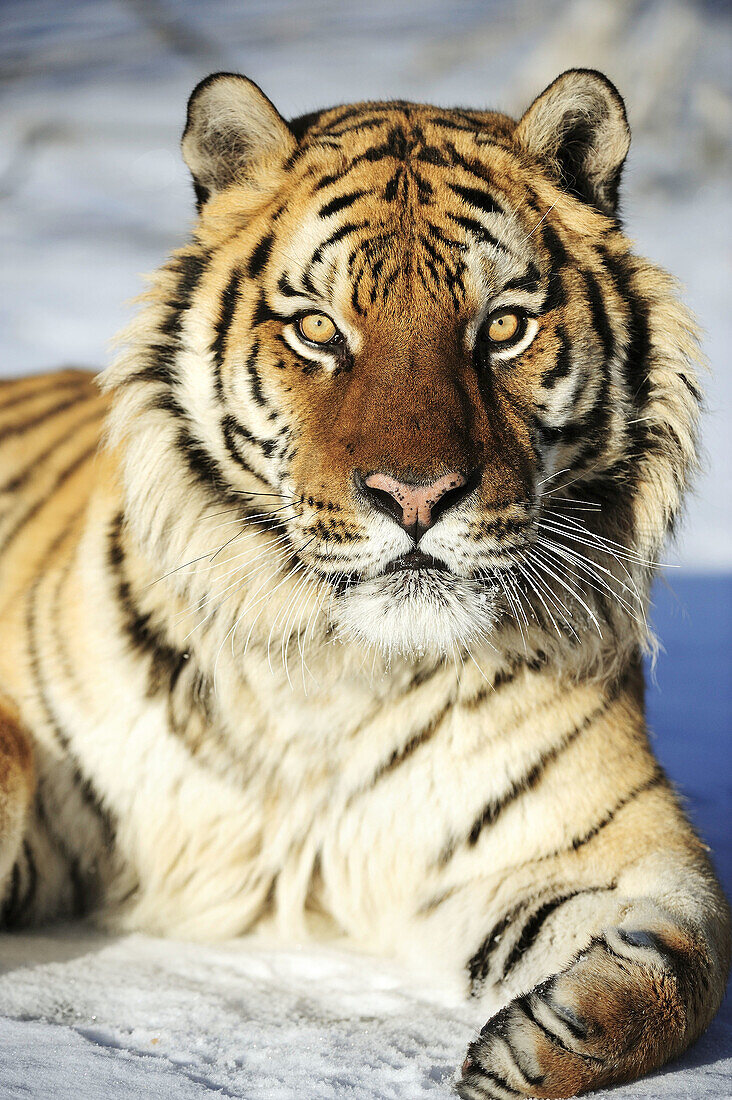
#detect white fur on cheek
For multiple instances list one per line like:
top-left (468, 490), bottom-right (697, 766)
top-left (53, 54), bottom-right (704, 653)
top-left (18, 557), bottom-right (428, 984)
top-left (331, 570), bottom-right (501, 659)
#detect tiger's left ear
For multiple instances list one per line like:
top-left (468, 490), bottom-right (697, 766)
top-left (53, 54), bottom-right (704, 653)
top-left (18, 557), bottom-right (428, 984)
top-left (515, 69), bottom-right (630, 217)
top-left (182, 72), bottom-right (296, 209)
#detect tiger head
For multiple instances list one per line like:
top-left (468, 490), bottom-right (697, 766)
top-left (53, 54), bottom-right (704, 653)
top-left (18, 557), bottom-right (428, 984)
top-left (104, 70), bottom-right (701, 669)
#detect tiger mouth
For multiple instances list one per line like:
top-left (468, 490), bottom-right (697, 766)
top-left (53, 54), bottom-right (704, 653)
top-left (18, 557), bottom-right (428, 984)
top-left (326, 550), bottom-right (452, 596)
top-left (383, 550), bottom-right (449, 575)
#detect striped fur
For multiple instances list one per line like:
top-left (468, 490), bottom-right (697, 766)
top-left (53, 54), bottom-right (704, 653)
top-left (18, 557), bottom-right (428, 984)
top-left (0, 70), bottom-right (728, 1097)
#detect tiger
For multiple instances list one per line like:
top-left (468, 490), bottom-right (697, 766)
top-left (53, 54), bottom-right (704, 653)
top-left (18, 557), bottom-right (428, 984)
top-left (0, 67), bottom-right (728, 1098)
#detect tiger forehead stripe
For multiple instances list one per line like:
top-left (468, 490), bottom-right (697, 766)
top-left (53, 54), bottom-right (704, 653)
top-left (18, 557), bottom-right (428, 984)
top-left (450, 182), bottom-right (506, 219)
top-left (247, 234), bottom-right (275, 279)
top-left (318, 190), bottom-right (367, 218)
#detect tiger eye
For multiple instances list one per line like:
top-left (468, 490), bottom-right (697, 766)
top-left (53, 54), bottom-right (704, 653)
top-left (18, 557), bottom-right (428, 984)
top-left (487, 311), bottom-right (520, 343)
top-left (298, 312), bottom-right (338, 345)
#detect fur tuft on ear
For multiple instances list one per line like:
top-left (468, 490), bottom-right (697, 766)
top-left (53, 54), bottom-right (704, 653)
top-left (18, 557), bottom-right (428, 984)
top-left (181, 72), bottom-right (296, 209)
top-left (515, 69), bottom-right (630, 217)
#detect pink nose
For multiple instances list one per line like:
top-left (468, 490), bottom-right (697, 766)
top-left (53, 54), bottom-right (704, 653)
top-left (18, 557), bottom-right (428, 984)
top-left (362, 471), bottom-right (468, 536)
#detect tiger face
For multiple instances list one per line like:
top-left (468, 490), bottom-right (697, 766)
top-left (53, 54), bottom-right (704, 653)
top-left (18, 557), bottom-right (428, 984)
top-left (108, 71), bottom-right (699, 663)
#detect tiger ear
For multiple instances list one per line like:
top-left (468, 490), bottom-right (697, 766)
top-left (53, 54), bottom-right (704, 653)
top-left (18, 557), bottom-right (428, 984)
top-left (181, 72), bottom-right (296, 209)
top-left (515, 69), bottom-right (630, 217)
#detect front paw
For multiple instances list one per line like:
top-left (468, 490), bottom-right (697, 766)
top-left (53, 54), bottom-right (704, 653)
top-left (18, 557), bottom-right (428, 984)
top-left (458, 980), bottom-right (595, 1099)
top-left (457, 928), bottom-right (692, 1098)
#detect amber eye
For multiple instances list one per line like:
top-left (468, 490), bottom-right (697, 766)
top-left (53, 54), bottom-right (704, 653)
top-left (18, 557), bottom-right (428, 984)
top-left (486, 310), bottom-right (522, 344)
top-left (297, 312), bottom-right (339, 345)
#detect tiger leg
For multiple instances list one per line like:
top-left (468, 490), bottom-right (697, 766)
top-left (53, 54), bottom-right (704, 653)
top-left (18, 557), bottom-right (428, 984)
top-left (457, 849), bottom-right (730, 1099)
top-left (0, 698), bottom-right (34, 925)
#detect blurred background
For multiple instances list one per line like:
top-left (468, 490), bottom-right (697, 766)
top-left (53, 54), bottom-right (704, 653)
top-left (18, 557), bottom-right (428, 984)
top-left (0, 0), bottom-right (730, 886)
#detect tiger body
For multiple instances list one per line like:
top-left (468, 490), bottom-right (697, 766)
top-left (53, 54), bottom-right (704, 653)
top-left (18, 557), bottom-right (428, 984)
top-left (0, 71), bottom-right (728, 1097)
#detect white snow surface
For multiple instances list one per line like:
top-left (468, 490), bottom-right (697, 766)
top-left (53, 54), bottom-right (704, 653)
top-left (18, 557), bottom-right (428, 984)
top-left (0, 927), bottom-right (729, 1099)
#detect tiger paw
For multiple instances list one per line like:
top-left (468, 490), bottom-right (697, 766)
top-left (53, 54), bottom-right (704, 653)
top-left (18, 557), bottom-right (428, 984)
top-left (457, 927), bottom-right (695, 1098)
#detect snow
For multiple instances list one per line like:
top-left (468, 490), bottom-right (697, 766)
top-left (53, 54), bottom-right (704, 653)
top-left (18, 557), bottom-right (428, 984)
top-left (0, 928), bottom-right (729, 1100)
top-left (0, 3), bottom-right (730, 1096)
top-left (0, 932), bottom-right (477, 1099)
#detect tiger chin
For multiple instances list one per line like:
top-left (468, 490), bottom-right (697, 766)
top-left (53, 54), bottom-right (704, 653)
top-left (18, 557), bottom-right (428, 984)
top-left (0, 69), bottom-right (728, 1099)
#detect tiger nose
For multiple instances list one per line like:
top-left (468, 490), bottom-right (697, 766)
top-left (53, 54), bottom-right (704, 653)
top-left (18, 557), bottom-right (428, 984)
top-left (360, 470), bottom-right (470, 539)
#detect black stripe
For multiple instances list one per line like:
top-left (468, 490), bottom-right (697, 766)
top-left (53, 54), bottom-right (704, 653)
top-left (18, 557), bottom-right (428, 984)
top-left (468, 901), bottom-right (526, 989)
top-left (450, 182), bottom-right (505, 218)
top-left (159, 251), bottom-right (209, 344)
top-left (569, 770), bottom-right (664, 852)
top-left (502, 262), bottom-right (541, 294)
top-left (461, 661), bottom-right (526, 711)
top-left (460, 684), bottom-right (623, 852)
top-left (443, 141), bottom-right (496, 185)
top-left (420, 232), bottom-right (453, 277)
top-left (349, 126), bottom-right (410, 166)
top-left (350, 268), bottom-right (365, 316)
top-left (277, 273), bottom-right (302, 298)
top-left (1, 861), bottom-right (21, 926)
top-left (247, 233), bottom-right (275, 279)
top-left (170, 417), bottom-right (275, 517)
top-left (222, 414), bottom-right (277, 470)
top-left (245, 341), bottom-right (268, 407)
top-left (319, 104), bottom-right (369, 129)
top-left (145, 250), bottom-right (209, 387)
top-left (413, 169), bottom-right (433, 202)
top-left (25, 514), bottom-right (117, 898)
top-left (384, 169), bottom-right (401, 203)
top-left (414, 141), bottom-right (450, 168)
top-left (497, 1036), bottom-right (545, 1091)
top-left (176, 428), bottom-right (229, 495)
top-left (107, 512), bottom-right (190, 697)
top-left (121, 363), bottom-right (176, 388)
top-left (0, 441), bottom-right (98, 556)
top-left (540, 326), bottom-right (572, 388)
top-left (322, 118), bottom-right (385, 138)
top-left (431, 115), bottom-right (482, 135)
top-left (309, 221), bottom-right (366, 270)
top-left (614, 927), bottom-right (688, 974)
top-left (251, 290), bottom-right (290, 329)
top-left (319, 190), bottom-right (365, 219)
top-left (447, 212), bottom-right (504, 252)
top-left (598, 247), bottom-right (654, 460)
top-left (0, 375), bottom-right (89, 416)
top-left (313, 172), bottom-right (345, 191)
top-left (367, 701), bottom-right (452, 789)
top-left (540, 225), bottom-right (568, 312)
top-left (426, 220), bottom-right (465, 252)
top-left (19, 841), bottom-right (38, 924)
top-left (0, 391), bottom-right (91, 445)
top-left (3, 841), bottom-right (38, 928)
top-left (502, 887), bottom-right (611, 977)
top-left (461, 1065), bottom-right (521, 1097)
top-left (346, 695), bottom-right (455, 811)
top-left (516, 994), bottom-right (604, 1064)
top-left (582, 269), bottom-right (614, 360)
top-left (0, 404), bottom-right (103, 494)
top-left (211, 269), bottom-right (243, 397)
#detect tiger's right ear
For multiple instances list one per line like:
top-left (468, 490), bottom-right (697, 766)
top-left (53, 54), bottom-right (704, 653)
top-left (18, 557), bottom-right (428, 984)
top-left (182, 73), bottom-right (296, 209)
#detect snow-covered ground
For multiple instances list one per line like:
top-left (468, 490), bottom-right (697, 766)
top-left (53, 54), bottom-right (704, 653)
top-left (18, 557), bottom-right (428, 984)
top-left (0, 3), bottom-right (730, 1097)
top-left (0, 923), bottom-right (730, 1100)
